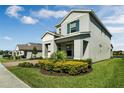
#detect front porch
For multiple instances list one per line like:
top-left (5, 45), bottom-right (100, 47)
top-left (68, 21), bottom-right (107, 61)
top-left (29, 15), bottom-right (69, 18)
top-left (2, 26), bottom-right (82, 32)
top-left (55, 38), bottom-right (89, 60)
top-left (57, 41), bottom-right (74, 59)
top-left (42, 33), bottom-right (90, 59)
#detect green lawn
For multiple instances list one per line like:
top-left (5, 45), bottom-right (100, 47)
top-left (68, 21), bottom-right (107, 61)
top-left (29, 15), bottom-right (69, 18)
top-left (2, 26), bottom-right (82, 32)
top-left (8, 58), bottom-right (124, 88)
top-left (0, 58), bottom-right (14, 63)
top-left (0, 58), bottom-right (27, 63)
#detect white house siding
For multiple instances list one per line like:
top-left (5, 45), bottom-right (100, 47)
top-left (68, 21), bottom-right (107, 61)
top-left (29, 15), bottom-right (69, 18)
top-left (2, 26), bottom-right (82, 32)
top-left (26, 52), bottom-right (32, 59)
top-left (19, 51), bottom-right (24, 56)
top-left (42, 34), bottom-right (54, 42)
top-left (35, 52), bottom-right (42, 58)
top-left (56, 27), bottom-right (61, 34)
top-left (73, 36), bottom-right (90, 60)
top-left (60, 12), bottom-right (90, 35)
top-left (74, 39), bottom-right (82, 59)
top-left (15, 46), bottom-right (19, 50)
top-left (42, 33), bottom-right (57, 58)
top-left (89, 16), bottom-right (111, 62)
top-left (26, 51), bottom-right (42, 59)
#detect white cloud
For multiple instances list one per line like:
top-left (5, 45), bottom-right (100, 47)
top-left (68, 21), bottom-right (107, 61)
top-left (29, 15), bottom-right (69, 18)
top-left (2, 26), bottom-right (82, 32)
top-left (103, 14), bottom-right (124, 24)
top-left (56, 5), bottom-right (85, 9)
top-left (113, 43), bottom-right (124, 50)
top-left (32, 9), bottom-right (68, 18)
top-left (97, 6), bottom-right (124, 25)
top-left (5, 6), bottom-right (39, 25)
top-left (107, 26), bottom-right (124, 33)
top-left (3, 36), bottom-right (12, 41)
top-left (5, 5), bottom-right (24, 18)
top-left (96, 6), bottom-right (124, 36)
top-left (21, 16), bottom-right (39, 24)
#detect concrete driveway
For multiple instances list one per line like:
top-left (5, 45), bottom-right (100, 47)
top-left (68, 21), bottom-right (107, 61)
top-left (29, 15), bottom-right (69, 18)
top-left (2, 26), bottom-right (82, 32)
top-left (0, 63), bottom-right (30, 88)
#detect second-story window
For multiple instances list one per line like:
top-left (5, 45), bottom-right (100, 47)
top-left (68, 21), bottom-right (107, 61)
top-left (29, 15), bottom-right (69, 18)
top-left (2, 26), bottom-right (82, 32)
top-left (59, 28), bottom-right (61, 34)
top-left (67, 20), bottom-right (79, 34)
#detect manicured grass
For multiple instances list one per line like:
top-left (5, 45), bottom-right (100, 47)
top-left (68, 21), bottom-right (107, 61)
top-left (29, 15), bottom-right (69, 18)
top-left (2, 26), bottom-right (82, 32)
top-left (8, 58), bottom-right (124, 88)
top-left (0, 58), bottom-right (27, 63)
top-left (0, 58), bottom-right (14, 63)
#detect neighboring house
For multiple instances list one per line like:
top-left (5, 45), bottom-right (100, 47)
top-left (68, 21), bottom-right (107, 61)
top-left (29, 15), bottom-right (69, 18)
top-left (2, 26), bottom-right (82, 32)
top-left (13, 43), bottom-right (42, 59)
top-left (41, 10), bottom-right (113, 62)
top-left (113, 50), bottom-right (124, 55)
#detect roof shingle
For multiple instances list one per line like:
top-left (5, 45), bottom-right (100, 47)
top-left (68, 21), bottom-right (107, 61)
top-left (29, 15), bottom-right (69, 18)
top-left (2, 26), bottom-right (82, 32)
top-left (17, 43), bottom-right (42, 51)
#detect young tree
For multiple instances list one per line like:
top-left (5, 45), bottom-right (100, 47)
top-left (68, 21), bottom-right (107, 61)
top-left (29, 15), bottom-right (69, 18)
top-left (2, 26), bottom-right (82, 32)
top-left (0, 50), bottom-right (3, 55)
top-left (32, 47), bottom-right (38, 59)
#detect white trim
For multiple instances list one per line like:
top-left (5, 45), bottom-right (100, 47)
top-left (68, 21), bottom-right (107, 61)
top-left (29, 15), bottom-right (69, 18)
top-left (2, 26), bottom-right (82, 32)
top-left (55, 31), bottom-right (90, 40)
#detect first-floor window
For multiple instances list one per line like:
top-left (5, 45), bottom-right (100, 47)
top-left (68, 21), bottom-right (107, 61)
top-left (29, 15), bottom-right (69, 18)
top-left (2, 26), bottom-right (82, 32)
top-left (66, 44), bottom-right (72, 57)
top-left (83, 40), bottom-right (88, 55)
top-left (58, 44), bottom-right (61, 50)
top-left (47, 44), bottom-right (51, 52)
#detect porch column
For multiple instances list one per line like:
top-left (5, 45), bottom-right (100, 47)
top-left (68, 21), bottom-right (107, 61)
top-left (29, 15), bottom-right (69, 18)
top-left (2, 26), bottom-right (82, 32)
top-left (74, 39), bottom-right (83, 59)
top-left (42, 43), bottom-right (45, 58)
top-left (51, 40), bottom-right (57, 53)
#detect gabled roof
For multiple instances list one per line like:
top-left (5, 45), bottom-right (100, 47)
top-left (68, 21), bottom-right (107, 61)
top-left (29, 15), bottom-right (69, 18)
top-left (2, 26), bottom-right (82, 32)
top-left (55, 10), bottom-right (92, 27)
top-left (41, 31), bottom-right (61, 39)
top-left (55, 9), bottom-right (112, 37)
top-left (17, 43), bottom-right (42, 51)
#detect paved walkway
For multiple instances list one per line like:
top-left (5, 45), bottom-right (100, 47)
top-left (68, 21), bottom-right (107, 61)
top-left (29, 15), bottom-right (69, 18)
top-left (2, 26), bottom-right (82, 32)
top-left (0, 63), bottom-right (30, 88)
top-left (2, 60), bottom-right (38, 67)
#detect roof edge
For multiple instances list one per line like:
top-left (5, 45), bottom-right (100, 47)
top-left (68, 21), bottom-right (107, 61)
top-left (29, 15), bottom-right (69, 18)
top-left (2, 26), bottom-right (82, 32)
top-left (41, 31), bottom-right (61, 39)
top-left (55, 9), bottom-right (112, 37)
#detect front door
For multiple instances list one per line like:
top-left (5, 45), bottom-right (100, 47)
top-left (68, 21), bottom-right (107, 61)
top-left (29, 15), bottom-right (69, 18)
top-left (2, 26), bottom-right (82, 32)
top-left (66, 44), bottom-right (73, 58)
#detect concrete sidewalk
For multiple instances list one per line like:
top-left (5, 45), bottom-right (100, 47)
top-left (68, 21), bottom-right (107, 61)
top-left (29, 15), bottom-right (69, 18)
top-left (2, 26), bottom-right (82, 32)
top-left (0, 63), bottom-right (30, 88)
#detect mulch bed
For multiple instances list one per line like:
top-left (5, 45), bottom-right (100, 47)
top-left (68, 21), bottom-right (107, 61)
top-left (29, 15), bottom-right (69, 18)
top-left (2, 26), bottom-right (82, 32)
top-left (40, 68), bottom-right (92, 76)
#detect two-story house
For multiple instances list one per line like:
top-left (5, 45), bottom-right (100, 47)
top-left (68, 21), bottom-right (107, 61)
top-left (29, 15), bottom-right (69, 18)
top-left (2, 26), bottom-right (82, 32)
top-left (41, 10), bottom-right (113, 62)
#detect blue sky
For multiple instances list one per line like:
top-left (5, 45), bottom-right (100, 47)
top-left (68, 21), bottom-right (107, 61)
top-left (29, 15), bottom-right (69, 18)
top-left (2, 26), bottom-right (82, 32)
top-left (0, 5), bottom-right (124, 50)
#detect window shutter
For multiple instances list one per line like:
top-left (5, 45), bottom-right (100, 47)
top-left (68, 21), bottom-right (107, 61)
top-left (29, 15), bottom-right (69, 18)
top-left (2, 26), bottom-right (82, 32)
top-left (67, 23), bottom-right (70, 34)
top-left (76, 20), bottom-right (79, 31)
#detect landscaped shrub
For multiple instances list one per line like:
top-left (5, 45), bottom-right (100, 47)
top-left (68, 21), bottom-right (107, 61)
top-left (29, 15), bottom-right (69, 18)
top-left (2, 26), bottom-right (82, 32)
top-left (25, 62), bottom-right (33, 67)
top-left (85, 59), bottom-right (92, 69)
top-left (50, 51), bottom-right (67, 62)
top-left (34, 63), bottom-right (41, 68)
top-left (18, 62), bottom-right (33, 68)
top-left (53, 62), bottom-right (63, 72)
top-left (39, 60), bottom-right (54, 71)
top-left (39, 60), bottom-right (89, 75)
top-left (61, 61), bottom-right (88, 75)
top-left (18, 62), bottom-right (26, 67)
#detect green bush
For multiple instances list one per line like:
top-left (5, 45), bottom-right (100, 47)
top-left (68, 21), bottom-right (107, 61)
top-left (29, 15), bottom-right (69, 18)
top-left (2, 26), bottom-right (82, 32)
top-left (61, 61), bottom-right (88, 75)
top-left (34, 63), bottom-right (41, 68)
top-left (39, 60), bottom-right (89, 75)
top-left (85, 58), bottom-right (92, 69)
top-left (50, 51), bottom-right (67, 62)
top-left (18, 62), bottom-right (33, 68)
top-left (18, 62), bottom-right (26, 67)
top-left (39, 60), bottom-right (54, 71)
top-left (53, 62), bottom-right (63, 72)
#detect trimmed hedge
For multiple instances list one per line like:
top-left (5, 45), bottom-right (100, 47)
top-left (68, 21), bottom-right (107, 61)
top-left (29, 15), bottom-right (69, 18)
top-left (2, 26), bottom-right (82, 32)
top-left (39, 60), bottom-right (89, 75)
top-left (38, 60), bottom-right (54, 71)
top-left (18, 62), bottom-right (33, 68)
top-left (34, 63), bottom-right (41, 68)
